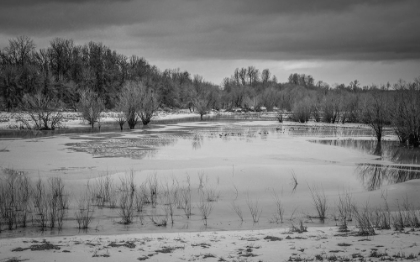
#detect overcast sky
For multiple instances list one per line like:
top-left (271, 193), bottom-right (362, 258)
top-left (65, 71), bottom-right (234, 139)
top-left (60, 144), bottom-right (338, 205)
top-left (1, 0), bottom-right (419, 86)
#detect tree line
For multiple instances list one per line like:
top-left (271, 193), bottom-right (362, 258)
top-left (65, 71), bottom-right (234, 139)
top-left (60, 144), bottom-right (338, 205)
top-left (0, 36), bottom-right (218, 111)
top-left (1, 36), bottom-right (419, 147)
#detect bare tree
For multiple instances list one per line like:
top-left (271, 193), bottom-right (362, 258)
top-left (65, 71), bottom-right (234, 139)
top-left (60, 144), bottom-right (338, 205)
top-left (5, 36), bottom-right (35, 67)
top-left (194, 95), bottom-right (209, 120)
top-left (361, 91), bottom-right (390, 142)
top-left (115, 112), bottom-right (126, 131)
top-left (77, 89), bottom-right (104, 129)
top-left (19, 92), bottom-right (63, 130)
top-left (137, 85), bottom-right (159, 126)
top-left (246, 66), bottom-right (259, 86)
top-left (322, 93), bottom-right (341, 123)
top-left (341, 92), bottom-right (360, 123)
top-left (390, 83), bottom-right (420, 147)
top-left (261, 69), bottom-right (271, 88)
top-left (291, 97), bottom-right (312, 123)
top-left (116, 81), bottom-right (142, 129)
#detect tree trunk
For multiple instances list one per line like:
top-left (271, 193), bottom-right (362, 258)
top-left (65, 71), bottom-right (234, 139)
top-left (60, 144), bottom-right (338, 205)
top-left (376, 131), bottom-right (382, 142)
top-left (142, 119), bottom-right (150, 125)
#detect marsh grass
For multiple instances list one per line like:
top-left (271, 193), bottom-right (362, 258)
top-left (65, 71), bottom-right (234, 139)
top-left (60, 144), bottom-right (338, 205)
top-left (393, 196), bottom-right (420, 231)
top-left (0, 169), bottom-right (32, 230)
top-left (146, 174), bottom-right (158, 208)
top-left (2, 167), bottom-right (419, 238)
top-left (91, 174), bottom-right (117, 208)
top-left (75, 193), bottom-right (94, 230)
top-left (337, 192), bottom-right (352, 232)
top-left (180, 185), bottom-right (192, 219)
top-left (289, 219), bottom-right (307, 233)
top-left (197, 172), bottom-right (206, 192)
top-left (308, 185), bottom-right (328, 222)
top-left (135, 186), bottom-right (147, 213)
top-left (118, 173), bottom-right (136, 225)
top-left (31, 177), bottom-right (68, 230)
top-left (370, 191), bottom-right (391, 230)
top-left (137, 182), bottom-right (150, 208)
top-left (231, 201), bottom-right (244, 222)
top-left (352, 203), bottom-right (375, 236)
top-left (290, 170), bottom-right (298, 192)
top-left (204, 187), bottom-right (220, 202)
top-left (270, 190), bottom-right (285, 224)
top-left (33, 179), bottom-right (48, 229)
top-left (246, 194), bottom-right (262, 224)
top-left (48, 177), bottom-right (68, 230)
top-left (197, 194), bottom-right (213, 226)
top-left (161, 182), bottom-right (176, 226)
top-left (150, 208), bottom-right (168, 227)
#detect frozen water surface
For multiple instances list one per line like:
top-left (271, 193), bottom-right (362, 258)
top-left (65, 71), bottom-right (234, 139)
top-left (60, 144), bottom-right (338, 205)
top-left (0, 120), bottom-right (419, 238)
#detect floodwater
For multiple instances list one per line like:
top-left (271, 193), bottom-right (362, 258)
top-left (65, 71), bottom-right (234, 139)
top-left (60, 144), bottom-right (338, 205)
top-left (0, 120), bottom-right (419, 238)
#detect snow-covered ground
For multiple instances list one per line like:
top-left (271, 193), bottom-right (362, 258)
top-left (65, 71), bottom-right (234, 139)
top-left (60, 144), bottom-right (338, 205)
top-left (1, 226), bottom-right (419, 262)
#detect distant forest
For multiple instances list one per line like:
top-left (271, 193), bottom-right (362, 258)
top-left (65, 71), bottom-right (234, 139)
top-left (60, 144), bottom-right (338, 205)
top-left (1, 36), bottom-right (420, 146)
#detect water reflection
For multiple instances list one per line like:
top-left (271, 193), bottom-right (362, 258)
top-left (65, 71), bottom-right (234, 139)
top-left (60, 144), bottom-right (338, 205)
top-left (286, 126), bottom-right (376, 137)
top-left (311, 139), bottom-right (420, 190)
top-left (311, 139), bottom-right (420, 164)
top-left (192, 133), bottom-right (203, 150)
top-left (356, 164), bottom-right (420, 191)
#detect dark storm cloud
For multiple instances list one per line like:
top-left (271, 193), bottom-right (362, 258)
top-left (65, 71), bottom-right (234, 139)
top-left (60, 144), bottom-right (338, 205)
top-left (0, 0), bottom-right (132, 6)
top-left (0, 0), bottom-right (419, 62)
top-left (0, 0), bottom-right (151, 34)
top-left (211, 0), bottom-right (401, 15)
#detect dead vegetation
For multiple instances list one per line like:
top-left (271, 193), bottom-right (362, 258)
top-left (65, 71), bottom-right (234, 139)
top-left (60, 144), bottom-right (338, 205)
top-left (246, 193), bottom-right (262, 224)
top-left (308, 185), bottom-right (328, 222)
top-left (1, 167), bottom-right (419, 238)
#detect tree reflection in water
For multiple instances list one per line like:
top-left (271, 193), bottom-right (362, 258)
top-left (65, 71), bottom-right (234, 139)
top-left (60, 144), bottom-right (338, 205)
top-left (192, 133), bottom-right (203, 150)
top-left (373, 142), bottom-right (382, 156)
top-left (311, 139), bottom-right (420, 190)
top-left (356, 164), bottom-right (420, 191)
top-left (311, 139), bottom-right (420, 164)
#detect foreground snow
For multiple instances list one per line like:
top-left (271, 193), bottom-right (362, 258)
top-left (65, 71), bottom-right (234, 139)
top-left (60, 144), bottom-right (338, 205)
top-left (1, 226), bottom-right (419, 261)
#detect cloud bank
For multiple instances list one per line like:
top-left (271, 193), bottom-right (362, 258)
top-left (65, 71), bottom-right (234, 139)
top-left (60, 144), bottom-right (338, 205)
top-left (0, 0), bottom-right (419, 84)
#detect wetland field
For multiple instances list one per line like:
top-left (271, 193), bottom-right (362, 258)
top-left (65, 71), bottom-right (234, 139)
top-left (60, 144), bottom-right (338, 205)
top-left (1, 117), bottom-right (420, 261)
